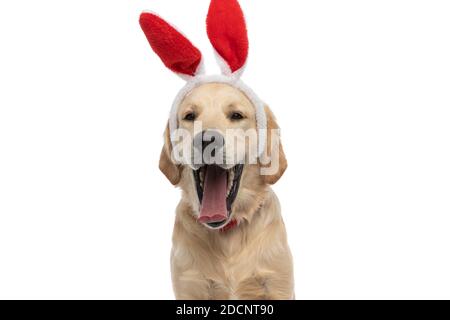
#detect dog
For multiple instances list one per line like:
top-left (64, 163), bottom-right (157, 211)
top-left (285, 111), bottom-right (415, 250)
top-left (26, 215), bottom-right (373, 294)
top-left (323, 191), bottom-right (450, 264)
top-left (140, 0), bottom-right (294, 300)
top-left (160, 83), bottom-right (294, 300)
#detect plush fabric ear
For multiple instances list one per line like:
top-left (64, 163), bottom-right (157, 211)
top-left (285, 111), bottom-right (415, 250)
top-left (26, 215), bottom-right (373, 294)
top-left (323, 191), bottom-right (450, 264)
top-left (140, 12), bottom-right (203, 78)
top-left (206, 0), bottom-right (249, 76)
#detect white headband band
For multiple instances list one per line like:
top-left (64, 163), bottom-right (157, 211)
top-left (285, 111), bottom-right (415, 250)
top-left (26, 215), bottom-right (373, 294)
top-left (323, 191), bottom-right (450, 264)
top-left (169, 74), bottom-right (267, 157)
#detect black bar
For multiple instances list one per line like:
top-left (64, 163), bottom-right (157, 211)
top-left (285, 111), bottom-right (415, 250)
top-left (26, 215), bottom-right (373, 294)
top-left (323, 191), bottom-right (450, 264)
top-left (0, 300), bottom-right (448, 319)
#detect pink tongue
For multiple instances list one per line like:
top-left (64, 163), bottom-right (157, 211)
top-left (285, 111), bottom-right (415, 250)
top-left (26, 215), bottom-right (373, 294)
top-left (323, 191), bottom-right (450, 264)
top-left (198, 166), bottom-right (228, 224)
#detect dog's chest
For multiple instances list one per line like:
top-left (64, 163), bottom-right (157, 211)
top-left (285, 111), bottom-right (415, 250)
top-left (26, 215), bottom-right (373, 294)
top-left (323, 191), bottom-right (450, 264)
top-left (209, 241), bottom-right (266, 299)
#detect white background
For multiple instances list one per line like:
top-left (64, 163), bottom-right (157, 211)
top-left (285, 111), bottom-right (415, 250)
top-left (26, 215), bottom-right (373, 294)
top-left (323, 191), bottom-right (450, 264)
top-left (0, 0), bottom-right (449, 300)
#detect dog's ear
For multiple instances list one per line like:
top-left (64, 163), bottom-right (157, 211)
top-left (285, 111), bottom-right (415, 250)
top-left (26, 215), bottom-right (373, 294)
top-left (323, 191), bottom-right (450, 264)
top-left (159, 124), bottom-right (181, 186)
top-left (260, 106), bottom-right (288, 185)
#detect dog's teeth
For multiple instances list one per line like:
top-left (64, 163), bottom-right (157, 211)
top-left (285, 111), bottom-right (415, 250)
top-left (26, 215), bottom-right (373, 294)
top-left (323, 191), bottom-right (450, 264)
top-left (198, 169), bottom-right (204, 189)
top-left (227, 170), bottom-right (234, 196)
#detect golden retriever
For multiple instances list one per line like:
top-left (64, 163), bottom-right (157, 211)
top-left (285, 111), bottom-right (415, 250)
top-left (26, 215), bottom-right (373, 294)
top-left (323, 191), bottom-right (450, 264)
top-left (160, 82), bottom-right (294, 300)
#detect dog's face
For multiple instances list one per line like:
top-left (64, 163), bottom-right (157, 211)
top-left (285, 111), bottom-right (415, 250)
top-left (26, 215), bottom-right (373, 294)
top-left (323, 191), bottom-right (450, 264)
top-left (160, 83), bottom-right (287, 230)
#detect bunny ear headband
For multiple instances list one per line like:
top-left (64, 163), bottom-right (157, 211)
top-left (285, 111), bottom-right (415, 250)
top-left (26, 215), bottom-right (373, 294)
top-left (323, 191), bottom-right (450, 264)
top-left (139, 0), bottom-right (267, 156)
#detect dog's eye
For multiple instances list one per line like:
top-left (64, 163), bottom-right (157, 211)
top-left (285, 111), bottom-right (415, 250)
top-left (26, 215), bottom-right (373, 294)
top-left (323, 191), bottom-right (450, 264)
top-left (230, 112), bottom-right (245, 121)
top-left (183, 112), bottom-right (197, 121)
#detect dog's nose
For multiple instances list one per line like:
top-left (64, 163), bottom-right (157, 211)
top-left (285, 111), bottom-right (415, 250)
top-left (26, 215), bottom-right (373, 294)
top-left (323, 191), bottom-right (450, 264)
top-left (194, 130), bottom-right (225, 152)
top-left (194, 130), bottom-right (225, 163)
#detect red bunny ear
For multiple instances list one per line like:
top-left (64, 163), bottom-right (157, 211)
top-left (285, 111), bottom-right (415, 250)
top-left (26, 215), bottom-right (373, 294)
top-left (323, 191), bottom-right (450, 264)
top-left (206, 0), bottom-right (249, 75)
top-left (140, 12), bottom-right (203, 78)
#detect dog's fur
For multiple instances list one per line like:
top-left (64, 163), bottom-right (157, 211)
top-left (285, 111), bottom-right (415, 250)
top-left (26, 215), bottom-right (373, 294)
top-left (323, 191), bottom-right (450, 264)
top-left (160, 83), bottom-right (294, 300)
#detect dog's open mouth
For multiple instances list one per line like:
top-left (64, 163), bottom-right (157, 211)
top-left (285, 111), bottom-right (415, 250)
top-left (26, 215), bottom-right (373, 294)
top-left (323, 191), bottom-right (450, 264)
top-left (193, 165), bottom-right (244, 229)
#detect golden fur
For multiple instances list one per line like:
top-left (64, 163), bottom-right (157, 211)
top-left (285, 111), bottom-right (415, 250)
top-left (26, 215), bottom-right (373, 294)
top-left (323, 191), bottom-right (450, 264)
top-left (160, 83), bottom-right (294, 300)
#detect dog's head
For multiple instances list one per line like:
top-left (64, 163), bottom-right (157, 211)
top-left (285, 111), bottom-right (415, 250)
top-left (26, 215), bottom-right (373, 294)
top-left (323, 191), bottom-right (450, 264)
top-left (140, 0), bottom-right (286, 230)
top-left (160, 82), bottom-right (287, 230)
